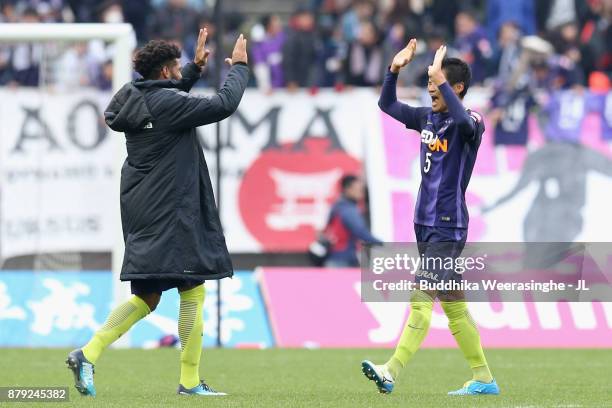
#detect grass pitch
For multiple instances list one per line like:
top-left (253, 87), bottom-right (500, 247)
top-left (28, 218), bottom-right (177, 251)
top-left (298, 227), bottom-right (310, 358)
top-left (1, 348), bottom-right (610, 408)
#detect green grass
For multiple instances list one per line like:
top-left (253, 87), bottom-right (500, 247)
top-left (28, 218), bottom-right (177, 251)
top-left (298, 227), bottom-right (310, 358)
top-left (1, 348), bottom-right (610, 408)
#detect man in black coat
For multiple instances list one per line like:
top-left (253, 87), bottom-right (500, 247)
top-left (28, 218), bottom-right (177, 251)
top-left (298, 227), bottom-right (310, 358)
top-left (66, 28), bottom-right (249, 397)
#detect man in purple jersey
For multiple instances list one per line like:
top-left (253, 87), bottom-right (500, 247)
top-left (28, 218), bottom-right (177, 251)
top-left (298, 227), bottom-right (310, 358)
top-left (542, 89), bottom-right (590, 142)
top-left (490, 82), bottom-right (535, 146)
top-left (361, 40), bottom-right (499, 396)
top-left (252, 14), bottom-right (285, 91)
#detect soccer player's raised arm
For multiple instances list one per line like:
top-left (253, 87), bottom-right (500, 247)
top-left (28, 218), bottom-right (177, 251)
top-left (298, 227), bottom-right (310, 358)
top-left (378, 39), bottom-right (427, 131)
top-left (428, 45), bottom-right (475, 136)
top-left (164, 35), bottom-right (250, 128)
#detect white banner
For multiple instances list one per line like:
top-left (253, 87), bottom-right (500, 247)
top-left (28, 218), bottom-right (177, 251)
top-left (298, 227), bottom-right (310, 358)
top-left (199, 88), bottom-right (376, 252)
top-left (4, 86), bottom-right (612, 259)
top-left (0, 88), bottom-right (378, 257)
top-left (0, 89), bottom-right (116, 259)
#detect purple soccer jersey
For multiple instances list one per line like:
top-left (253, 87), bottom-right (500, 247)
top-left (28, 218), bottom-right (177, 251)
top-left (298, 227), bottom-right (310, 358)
top-left (543, 90), bottom-right (591, 142)
top-left (491, 86), bottom-right (534, 145)
top-left (252, 32), bottom-right (285, 88)
top-left (413, 108), bottom-right (484, 228)
top-left (379, 70), bottom-right (485, 229)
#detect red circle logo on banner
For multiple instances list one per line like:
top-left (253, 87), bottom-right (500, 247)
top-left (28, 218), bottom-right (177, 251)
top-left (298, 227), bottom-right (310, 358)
top-left (239, 137), bottom-right (361, 251)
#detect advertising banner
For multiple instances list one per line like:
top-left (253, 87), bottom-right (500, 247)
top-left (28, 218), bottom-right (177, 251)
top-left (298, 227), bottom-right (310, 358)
top-left (0, 88), bottom-right (375, 258)
top-left (0, 89), bottom-right (116, 259)
top-left (200, 88), bottom-right (374, 252)
top-left (259, 267), bottom-right (612, 348)
top-left (0, 270), bottom-right (272, 348)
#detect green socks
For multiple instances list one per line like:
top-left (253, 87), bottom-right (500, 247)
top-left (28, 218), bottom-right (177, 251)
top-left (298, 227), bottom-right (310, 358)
top-left (82, 295), bottom-right (150, 364)
top-left (441, 300), bottom-right (493, 383)
top-left (385, 290), bottom-right (433, 379)
top-left (81, 284), bottom-right (208, 390)
top-left (385, 293), bottom-right (493, 383)
top-left (178, 284), bottom-right (205, 389)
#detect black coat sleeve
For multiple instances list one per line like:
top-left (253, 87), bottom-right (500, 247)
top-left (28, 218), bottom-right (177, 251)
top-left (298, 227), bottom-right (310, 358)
top-left (159, 63), bottom-right (250, 129)
top-left (175, 62), bottom-right (203, 92)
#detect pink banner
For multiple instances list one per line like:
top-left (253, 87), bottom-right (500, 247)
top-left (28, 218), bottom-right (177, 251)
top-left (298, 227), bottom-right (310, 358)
top-left (259, 267), bottom-right (612, 348)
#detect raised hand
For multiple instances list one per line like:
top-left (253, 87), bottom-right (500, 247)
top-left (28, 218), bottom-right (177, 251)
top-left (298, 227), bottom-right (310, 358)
top-left (225, 34), bottom-right (248, 66)
top-left (428, 45), bottom-right (447, 85)
top-left (194, 28), bottom-right (211, 67)
top-left (390, 38), bottom-right (417, 74)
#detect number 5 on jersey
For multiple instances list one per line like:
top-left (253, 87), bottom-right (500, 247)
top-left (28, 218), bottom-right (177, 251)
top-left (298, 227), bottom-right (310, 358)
top-left (424, 152), bottom-right (432, 173)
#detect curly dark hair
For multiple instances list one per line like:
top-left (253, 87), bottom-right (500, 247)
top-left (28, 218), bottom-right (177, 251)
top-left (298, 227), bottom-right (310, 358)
top-left (133, 40), bottom-right (181, 80)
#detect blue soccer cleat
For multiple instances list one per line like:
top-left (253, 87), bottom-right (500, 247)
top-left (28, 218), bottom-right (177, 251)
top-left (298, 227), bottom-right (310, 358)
top-left (66, 349), bottom-right (96, 397)
top-left (448, 379), bottom-right (500, 396)
top-left (361, 360), bottom-right (395, 394)
top-left (177, 380), bottom-right (227, 396)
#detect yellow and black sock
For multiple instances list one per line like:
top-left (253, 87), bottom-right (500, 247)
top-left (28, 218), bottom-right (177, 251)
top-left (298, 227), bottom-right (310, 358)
top-left (82, 295), bottom-right (150, 364)
top-left (178, 284), bottom-right (205, 389)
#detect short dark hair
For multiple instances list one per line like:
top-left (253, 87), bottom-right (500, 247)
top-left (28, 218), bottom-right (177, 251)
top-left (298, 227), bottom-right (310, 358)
top-left (133, 40), bottom-right (181, 80)
top-left (442, 57), bottom-right (471, 98)
top-left (341, 174), bottom-right (359, 191)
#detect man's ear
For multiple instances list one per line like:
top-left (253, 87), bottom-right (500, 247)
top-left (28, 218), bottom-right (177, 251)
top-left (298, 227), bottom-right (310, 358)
top-left (160, 65), bottom-right (169, 79)
top-left (452, 82), bottom-right (465, 97)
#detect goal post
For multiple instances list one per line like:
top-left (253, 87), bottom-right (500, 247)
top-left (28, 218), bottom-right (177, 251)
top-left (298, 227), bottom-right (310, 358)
top-left (0, 23), bottom-right (135, 346)
top-left (0, 23), bottom-right (135, 92)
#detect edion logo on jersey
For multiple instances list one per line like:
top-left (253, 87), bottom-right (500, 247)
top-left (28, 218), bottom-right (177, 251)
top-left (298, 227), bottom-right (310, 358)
top-left (420, 130), bottom-right (448, 152)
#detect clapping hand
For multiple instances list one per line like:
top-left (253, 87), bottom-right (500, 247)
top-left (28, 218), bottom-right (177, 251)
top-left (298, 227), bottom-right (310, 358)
top-left (390, 38), bottom-right (417, 74)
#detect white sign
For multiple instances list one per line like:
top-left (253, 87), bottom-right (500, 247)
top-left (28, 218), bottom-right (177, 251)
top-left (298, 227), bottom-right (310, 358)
top-left (0, 89), bottom-right (115, 259)
top-left (0, 88), bottom-right (376, 258)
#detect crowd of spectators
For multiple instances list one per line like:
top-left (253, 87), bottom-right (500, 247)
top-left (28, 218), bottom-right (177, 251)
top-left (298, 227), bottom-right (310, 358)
top-left (251, 0), bottom-right (611, 93)
top-left (0, 0), bottom-right (610, 93)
